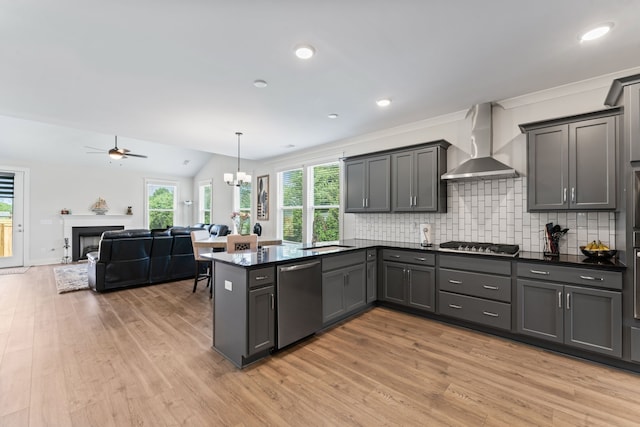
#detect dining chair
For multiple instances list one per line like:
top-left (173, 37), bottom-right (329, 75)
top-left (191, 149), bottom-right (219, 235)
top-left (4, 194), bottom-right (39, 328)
top-left (190, 229), bottom-right (213, 295)
top-left (226, 234), bottom-right (258, 253)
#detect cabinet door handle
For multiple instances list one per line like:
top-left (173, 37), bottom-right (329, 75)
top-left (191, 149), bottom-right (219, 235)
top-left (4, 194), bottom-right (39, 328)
top-left (362, 198), bottom-right (366, 208)
top-left (366, 198), bottom-right (369, 208)
top-left (566, 293), bottom-right (571, 310)
top-left (558, 291), bottom-right (562, 308)
top-left (482, 285), bottom-right (499, 290)
top-left (563, 188), bottom-right (567, 203)
top-left (482, 311), bottom-right (499, 317)
top-left (530, 269), bottom-right (550, 275)
top-left (579, 275), bottom-right (603, 281)
top-left (270, 294), bottom-right (275, 310)
top-left (448, 304), bottom-right (462, 309)
top-left (409, 196), bottom-right (413, 207)
top-left (571, 187), bottom-right (576, 203)
top-left (413, 196), bottom-right (417, 206)
top-left (448, 279), bottom-right (462, 284)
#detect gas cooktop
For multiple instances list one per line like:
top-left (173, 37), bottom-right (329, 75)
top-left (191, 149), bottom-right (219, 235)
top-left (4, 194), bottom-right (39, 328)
top-left (438, 241), bottom-right (520, 257)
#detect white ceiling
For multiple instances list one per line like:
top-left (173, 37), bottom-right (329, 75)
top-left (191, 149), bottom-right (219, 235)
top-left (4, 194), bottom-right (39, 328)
top-left (2, 0), bottom-right (640, 167)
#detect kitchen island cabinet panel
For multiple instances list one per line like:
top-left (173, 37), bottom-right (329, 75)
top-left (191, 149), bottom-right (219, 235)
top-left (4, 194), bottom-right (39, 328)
top-left (248, 285), bottom-right (275, 355)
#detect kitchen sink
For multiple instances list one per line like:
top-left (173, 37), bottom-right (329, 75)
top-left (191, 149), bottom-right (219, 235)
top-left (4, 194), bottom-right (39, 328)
top-left (299, 244), bottom-right (354, 253)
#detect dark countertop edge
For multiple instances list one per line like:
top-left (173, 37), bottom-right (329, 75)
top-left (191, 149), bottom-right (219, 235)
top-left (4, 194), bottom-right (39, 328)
top-left (209, 239), bottom-right (626, 271)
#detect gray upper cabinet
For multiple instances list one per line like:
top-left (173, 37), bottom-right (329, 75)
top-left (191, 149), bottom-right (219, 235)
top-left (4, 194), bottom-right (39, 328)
top-left (521, 109), bottom-right (620, 211)
top-left (628, 84), bottom-right (640, 162)
top-left (344, 155), bottom-right (391, 212)
top-left (392, 143), bottom-right (448, 212)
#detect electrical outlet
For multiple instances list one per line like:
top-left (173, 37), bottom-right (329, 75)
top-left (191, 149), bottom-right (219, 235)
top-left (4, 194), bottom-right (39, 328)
top-left (224, 280), bottom-right (232, 291)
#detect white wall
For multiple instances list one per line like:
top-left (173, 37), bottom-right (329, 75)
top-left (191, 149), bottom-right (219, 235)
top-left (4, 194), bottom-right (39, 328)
top-left (192, 153), bottom-right (260, 230)
top-left (4, 158), bottom-right (193, 265)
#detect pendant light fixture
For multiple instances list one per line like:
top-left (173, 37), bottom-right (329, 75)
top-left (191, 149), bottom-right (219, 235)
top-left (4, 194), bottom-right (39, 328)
top-left (224, 132), bottom-right (251, 186)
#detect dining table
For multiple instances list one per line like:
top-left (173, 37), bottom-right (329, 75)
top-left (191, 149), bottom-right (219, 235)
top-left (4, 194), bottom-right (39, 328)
top-left (193, 235), bottom-right (282, 250)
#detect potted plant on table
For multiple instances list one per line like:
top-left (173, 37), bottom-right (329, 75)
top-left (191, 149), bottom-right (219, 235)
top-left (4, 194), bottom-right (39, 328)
top-left (230, 211), bottom-right (251, 235)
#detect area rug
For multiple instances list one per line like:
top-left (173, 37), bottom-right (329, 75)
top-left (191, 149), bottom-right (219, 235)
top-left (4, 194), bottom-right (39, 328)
top-left (0, 266), bottom-right (30, 275)
top-left (54, 264), bottom-right (89, 294)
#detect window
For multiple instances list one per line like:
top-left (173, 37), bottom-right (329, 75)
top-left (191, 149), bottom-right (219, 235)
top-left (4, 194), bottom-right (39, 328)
top-left (238, 182), bottom-right (252, 234)
top-left (278, 162), bottom-right (340, 244)
top-left (146, 180), bottom-right (177, 229)
top-left (309, 163), bottom-right (340, 242)
top-left (198, 181), bottom-right (212, 224)
top-left (279, 168), bottom-right (303, 242)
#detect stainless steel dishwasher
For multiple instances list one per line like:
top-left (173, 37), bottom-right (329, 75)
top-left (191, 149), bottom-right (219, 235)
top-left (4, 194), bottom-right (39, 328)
top-left (276, 260), bottom-right (322, 349)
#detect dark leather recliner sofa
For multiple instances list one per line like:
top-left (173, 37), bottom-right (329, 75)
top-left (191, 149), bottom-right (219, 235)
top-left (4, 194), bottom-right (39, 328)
top-left (87, 227), bottom-right (202, 292)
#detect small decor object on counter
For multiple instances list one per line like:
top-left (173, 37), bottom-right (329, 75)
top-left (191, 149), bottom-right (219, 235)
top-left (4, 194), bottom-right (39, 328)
top-left (230, 211), bottom-right (251, 235)
top-left (61, 237), bottom-right (70, 264)
top-left (91, 197), bottom-right (109, 215)
top-left (543, 222), bottom-right (569, 257)
top-left (126, 206), bottom-right (133, 215)
top-left (419, 223), bottom-right (432, 247)
top-left (580, 240), bottom-right (617, 260)
top-left (60, 208), bottom-right (70, 215)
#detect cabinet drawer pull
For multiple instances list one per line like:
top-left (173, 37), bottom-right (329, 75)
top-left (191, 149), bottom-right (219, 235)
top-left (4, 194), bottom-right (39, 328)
top-left (448, 279), bottom-right (462, 284)
top-left (255, 275), bottom-right (269, 281)
top-left (579, 275), bottom-right (603, 281)
top-left (530, 269), bottom-right (550, 275)
top-left (414, 257), bottom-right (427, 262)
top-left (390, 255), bottom-right (401, 259)
top-left (482, 285), bottom-right (499, 290)
top-left (448, 304), bottom-right (462, 309)
top-left (482, 311), bottom-right (499, 317)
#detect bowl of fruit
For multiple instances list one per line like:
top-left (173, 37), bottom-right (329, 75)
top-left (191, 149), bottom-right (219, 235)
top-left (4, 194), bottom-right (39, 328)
top-left (580, 240), bottom-right (617, 259)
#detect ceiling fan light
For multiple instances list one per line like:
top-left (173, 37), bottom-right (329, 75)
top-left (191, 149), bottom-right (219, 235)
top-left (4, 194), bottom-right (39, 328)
top-left (109, 150), bottom-right (123, 160)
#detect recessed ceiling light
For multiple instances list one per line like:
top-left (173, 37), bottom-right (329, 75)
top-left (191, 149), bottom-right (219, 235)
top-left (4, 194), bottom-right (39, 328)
top-left (376, 98), bottom-right (392, 107)
top-left (580, 23), bottom-right (613, 42)
top-left (253, 79), bottom-right (268, 88)
top-left (295, 45), bottom-right (315, 59)
top-left (328, 113), bottom-right (339, 119)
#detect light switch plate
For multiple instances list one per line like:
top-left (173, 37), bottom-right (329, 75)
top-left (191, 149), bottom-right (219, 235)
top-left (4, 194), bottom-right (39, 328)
top-left (224, 280), bottom-right (232, 291)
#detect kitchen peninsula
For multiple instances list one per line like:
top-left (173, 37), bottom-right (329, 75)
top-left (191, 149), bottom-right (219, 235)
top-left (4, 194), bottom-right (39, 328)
top-left (207, 240), bottom-right (628, 371)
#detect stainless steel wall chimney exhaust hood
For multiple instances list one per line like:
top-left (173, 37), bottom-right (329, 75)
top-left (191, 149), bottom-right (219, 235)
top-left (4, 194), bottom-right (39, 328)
top-left (441, 103), bottom-right (518, 181)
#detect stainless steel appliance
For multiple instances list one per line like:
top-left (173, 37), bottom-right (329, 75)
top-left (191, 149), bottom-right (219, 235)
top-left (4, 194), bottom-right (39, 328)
top-left (276, 260), bottom-right (322, 348)
top-left (439, 241), bottom-right (520, 257)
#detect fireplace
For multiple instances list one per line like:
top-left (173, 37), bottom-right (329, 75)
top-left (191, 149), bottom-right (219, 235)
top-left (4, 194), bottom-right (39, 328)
top-left (72, 226), bottom-right (124, 261)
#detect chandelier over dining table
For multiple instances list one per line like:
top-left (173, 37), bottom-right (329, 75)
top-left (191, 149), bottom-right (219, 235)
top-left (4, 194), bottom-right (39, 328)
top-left (224, 132), bottom-right (251, 186)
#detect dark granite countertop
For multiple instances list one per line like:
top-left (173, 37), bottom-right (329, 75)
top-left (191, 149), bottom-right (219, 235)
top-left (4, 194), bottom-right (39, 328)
top-left (205, 238), bottom-right (627, 271)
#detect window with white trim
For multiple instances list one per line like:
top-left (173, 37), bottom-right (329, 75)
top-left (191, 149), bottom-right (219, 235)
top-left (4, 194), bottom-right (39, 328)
top-left (146, 180), bottom-right (178, 229)
top-left (198, 180), bottom-right (212, 224)
top-left (278, 162), bottom-right (340, 243)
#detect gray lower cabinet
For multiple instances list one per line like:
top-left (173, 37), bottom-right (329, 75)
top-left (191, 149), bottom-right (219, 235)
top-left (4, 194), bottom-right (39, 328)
top-left (322, 251), bottom-right (367, 324)
top-left (248, 285), bottom-right (275, 355)
top-left (214, 263), bottom-right (275, 367)
top-left (437, 254), bottom-right (512, 330)
top-left (521, 109), bottom-right (619, 211)
top-left (381, 250), bottom-right (435, 312)
top-left (517, 279), bottom-right (622, 358)
top-left (366, 249), bottom-right (377, 303)
top-left (344, 155), bottom-right (390, 212)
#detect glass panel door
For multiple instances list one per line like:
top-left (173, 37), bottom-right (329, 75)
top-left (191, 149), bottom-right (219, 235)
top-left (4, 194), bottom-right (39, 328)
top-left (0, 170), bottom-right (24, 268)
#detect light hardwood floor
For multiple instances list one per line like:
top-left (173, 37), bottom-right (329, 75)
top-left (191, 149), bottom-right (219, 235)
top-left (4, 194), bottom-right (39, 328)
top-left (2, 265), bottom-right (640, 426)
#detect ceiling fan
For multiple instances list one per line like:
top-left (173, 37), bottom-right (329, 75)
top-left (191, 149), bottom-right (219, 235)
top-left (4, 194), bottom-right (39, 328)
top-left (85, 136), bottom-right (148, 159)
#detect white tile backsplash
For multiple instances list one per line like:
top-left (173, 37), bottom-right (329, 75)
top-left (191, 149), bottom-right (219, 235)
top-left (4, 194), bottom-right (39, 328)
top-left (352, 177), bottom-right (615, 255)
